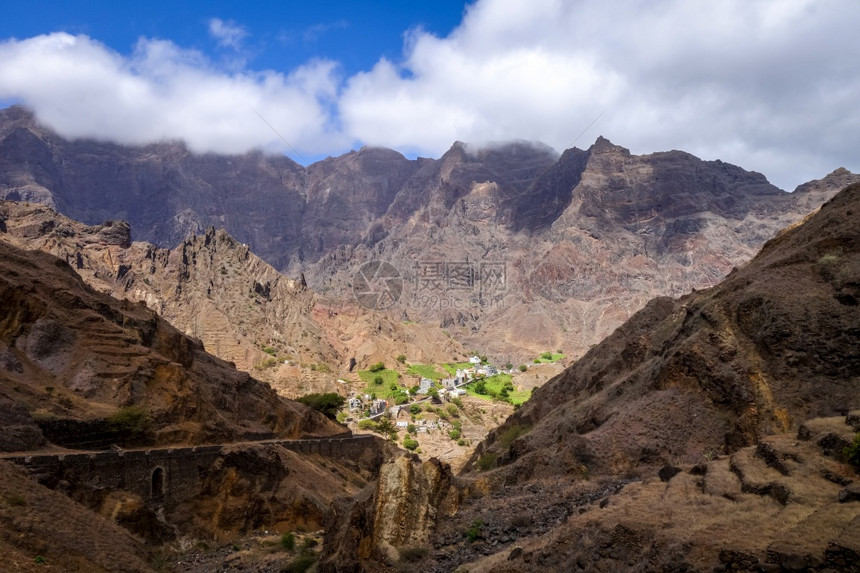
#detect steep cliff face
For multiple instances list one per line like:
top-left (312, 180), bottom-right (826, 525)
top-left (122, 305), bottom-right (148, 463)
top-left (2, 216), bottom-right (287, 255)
top-left (307, 139), bottom-right (858, 363)
top-left (170, 441), bottom-right (390, 541)
top-left (0, 238), bottom-right (343, 451)
top-left (0, 106), bottom-right (307, 270)
top-left (320, 454), bottom-right (461, 571)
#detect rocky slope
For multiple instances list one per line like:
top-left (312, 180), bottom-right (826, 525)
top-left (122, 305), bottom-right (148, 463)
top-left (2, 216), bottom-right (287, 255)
top-left (0, 238), bottom-right (343, 452)
top-left (0, 459), bottom-right (155, 572)
top-left (3, 105), bottom-right (856, 362)
top-left (431, 415), bottom-right (860, 573)
top-left (468, 182), bottom-right (860, 480)
top-left (0, 201), bottom-right (467, 398)
top-left (319, 183), bottom-right (860, 572)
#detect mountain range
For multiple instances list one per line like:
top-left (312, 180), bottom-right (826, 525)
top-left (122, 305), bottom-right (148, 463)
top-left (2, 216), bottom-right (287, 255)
top-left (2, 105), bottom-right (856, 362)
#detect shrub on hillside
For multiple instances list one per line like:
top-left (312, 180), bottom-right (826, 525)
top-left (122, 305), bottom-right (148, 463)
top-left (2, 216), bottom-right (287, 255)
top-left (108, 406), bottom-right (151, 440)
top-left (296, 393), bottom-right (345, 420)
top-left (845, 433), bottom-right (860, 470)
top-left (476, 452), bottom-right (497, 471)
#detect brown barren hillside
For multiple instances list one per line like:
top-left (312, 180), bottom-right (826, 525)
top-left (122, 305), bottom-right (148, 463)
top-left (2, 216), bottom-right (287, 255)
top-left (0, 459), bottom-right (155, 572)
top-left (0, 239), bottom-right (343, 452)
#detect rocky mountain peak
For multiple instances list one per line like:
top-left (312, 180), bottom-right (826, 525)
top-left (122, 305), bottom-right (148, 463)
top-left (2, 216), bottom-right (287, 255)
top-left (589, 134), bottom-right (628, 155)
top-left (0, 105), bottom-right (38, 138)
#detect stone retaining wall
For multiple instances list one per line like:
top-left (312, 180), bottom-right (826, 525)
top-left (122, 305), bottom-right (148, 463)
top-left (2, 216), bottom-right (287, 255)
top-left (2, 434), bottom-right (374, 507)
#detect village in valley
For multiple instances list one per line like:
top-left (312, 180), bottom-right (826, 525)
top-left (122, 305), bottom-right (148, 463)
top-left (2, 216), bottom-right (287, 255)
top-left (334, 352), bottom-right (566, 470)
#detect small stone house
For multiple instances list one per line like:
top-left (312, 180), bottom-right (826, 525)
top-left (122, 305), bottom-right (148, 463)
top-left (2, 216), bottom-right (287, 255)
top-left (369, 399), bottom-right (388, 416)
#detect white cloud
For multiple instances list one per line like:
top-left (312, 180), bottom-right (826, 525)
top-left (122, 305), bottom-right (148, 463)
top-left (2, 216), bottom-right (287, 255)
top-left (208, 18), bottom-right (247, 50)
top-left (0, 0), bottom-right (859, 189)
top-left (0, 33), bottom-right (346, 155)
top-left (340, 0), bottom-right (860, 189)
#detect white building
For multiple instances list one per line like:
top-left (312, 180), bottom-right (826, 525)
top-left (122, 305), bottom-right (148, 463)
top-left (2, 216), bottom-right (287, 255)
top-left (417, 377), bottom-right (433, 394)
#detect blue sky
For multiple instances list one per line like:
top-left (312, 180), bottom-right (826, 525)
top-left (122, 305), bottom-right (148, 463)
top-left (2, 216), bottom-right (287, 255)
top-left (0, 1), bottom-right (466, 80)
top-left (1, 0), bottom-right (859, 190)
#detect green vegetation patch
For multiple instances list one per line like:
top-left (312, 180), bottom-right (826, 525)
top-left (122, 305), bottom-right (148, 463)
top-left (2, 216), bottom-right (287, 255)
top-left (406, 363), bottom-right (447, 381)
top-left (465, 374), bottom-right (531, 405)
top-left (358, 368), bottom-right (403, 397)
top-left (281, 532), bottom-right (296, 551)
top-left (296, 393), bottom-right (345, 420)
top-left (443, 362), bottom-right (473, 375)
top-left (476, 452), bottom-right (498, 471)
top-left (845, 432), bottom-right (860, 471)
top-left (3, 493), bottom-right (26, 506)
top-left (533, 351), bottom-right (565, 364)
top-left (465, 519), bottom-right (484, 542)
top-left (498, 423), bottom-right (530, 449)
top-left (108, 405), bottom-right (151, 438)
top-left (254, 357), bottom-right (280, 370)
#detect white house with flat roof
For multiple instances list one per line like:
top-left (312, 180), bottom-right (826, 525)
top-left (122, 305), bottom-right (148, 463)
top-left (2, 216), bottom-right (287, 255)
top-left (417, 378), bottom-right (433, 394)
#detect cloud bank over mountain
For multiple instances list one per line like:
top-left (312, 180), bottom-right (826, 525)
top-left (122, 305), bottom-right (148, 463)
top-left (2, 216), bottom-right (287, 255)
top-left (1, 0), bottom-right (858, 190)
